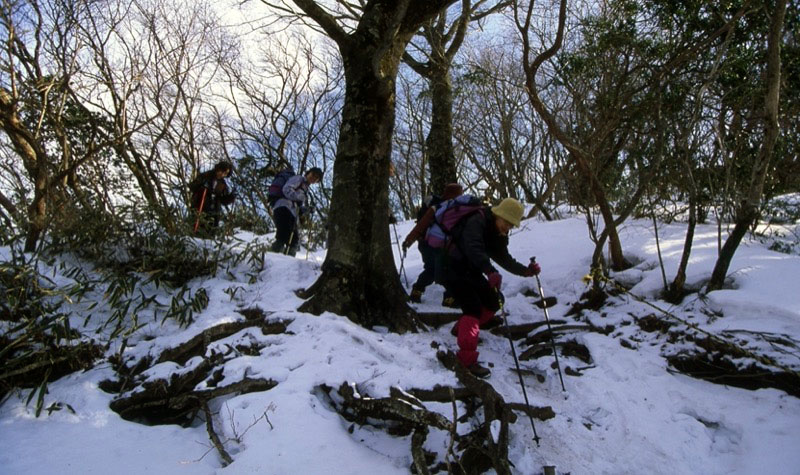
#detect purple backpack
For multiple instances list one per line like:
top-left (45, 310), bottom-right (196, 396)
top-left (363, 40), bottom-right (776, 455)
top-left (267, 168), bottom-right (295, 205)
top-left (425, 195), bottom-right (484, 248)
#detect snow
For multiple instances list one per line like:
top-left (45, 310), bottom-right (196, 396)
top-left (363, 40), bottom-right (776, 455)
top-left (1, 213), bottom-right (799, 475)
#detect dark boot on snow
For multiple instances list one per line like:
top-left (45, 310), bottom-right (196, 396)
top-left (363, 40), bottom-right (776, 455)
top-left (409, 287), bottom-right (423, 303)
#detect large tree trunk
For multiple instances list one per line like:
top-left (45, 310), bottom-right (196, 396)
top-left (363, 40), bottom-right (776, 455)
top-left (300, 43), bottom-right (414, 330)
top-left (707, 0), bottom-right (786, 291)
top-left (296, 1), bottom-right (457, 332)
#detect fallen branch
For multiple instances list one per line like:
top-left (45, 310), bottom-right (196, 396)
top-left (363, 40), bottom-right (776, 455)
top-left (202, 401), bottom-right (233, 466)
top-left (436, 350), bottom-right (515, 475)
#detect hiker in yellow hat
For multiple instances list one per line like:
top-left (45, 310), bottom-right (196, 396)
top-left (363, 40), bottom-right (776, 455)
top-left (442, 197), bottom-right (540, 378)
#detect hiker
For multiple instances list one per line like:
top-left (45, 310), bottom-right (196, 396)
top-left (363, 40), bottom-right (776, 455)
top-left (402, 183), bottom-right (464, 306)
top-left (189, 160), bottom-right (236, 234)
top-left (443, 197), bottom-right (540, 378)
top-left (270, 167), bottom-right (323, 256)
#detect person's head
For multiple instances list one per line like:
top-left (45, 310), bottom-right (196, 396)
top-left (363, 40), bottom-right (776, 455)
top-left (491, 198), bottom-right (524, 235)
top-left (305, 167), bottom-right (323, 184)
top-left (442, 183), bottom-right (463, 201)
top-left (213, 161), bottom-right (233, 179)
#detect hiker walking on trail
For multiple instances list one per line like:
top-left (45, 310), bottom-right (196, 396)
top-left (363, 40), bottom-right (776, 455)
top-left (443, 197), bottom-right (540, 378)
top-left (189, 161), bottom-right (236, 234)
top-left (269, 167), bottom-right (323, 256)
top-left (402, 183), bottom-right (463, 306)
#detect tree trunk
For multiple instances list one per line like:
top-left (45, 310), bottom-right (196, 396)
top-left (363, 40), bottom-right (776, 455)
top-left (293, 1), bottom-right (464, 330)
top-left (298, 23), bottom-right (414, 331)
top-left (668, 192), bottom-right (696, 302)
top-left (425, 65), bottom-right (458, 194)
top-left (24, 183), bottom-right (47, 253)
top-left (707, 0), bottom-right (786, 291)
top-left (0, 88), bottom-right (50, 252)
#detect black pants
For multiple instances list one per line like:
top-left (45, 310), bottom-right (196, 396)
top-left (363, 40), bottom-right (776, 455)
top-left (272, 206), bottom-right (299, 254)
top-left (443, 259), bottom-right (500, 316)
top-left (413, 242), bottom-right (437, 290)
top-left (413, 242), bottom-right (453, 299)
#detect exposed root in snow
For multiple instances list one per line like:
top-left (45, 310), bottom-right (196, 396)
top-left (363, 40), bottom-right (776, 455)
top-left (315, 351), bottom-right (555, 475)
top-left (98, 310), bottom-right (291, 465)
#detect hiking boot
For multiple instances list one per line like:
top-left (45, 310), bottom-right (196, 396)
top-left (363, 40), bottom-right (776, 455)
top-left (465, 363), bottom-right (491, 379)
top-left (409, 287), bottom-right (423, 303)
top-left (441, 296), bottom-right (458, 308)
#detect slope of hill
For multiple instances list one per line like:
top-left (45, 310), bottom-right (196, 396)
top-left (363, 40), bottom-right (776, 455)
top-left (1, 213), bottom-right (798, 474)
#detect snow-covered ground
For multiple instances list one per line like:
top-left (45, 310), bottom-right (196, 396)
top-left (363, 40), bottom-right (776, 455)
top-left (1, 213), bottom-right (798, 474)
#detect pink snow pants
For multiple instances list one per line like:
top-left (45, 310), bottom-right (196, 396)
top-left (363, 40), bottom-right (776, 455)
top-left (455, 307), bottom-right (496, 367)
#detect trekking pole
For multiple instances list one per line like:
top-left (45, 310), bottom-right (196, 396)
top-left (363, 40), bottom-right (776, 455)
top-left (391, 222), bottom-right (409, 287)
top-left (284, 229), bottom-right (294, 255)
top-left (193, 188), bottom-right (208, 234)
top-left (305, 229), bottom-right (310, 260)
top-left (497, 290), bottom-right (541, 446)
top-left (531, 257), bottom-right (566, 393)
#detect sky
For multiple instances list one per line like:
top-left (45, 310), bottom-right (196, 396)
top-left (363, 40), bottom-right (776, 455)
top-left (1, 203), bottom-right (799, 475)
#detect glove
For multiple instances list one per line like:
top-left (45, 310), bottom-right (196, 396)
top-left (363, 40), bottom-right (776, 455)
top-left (487, 271), bottom-right (502, 289)
top-left (402, 239), bottom-right (412, 251)
top-left (299, 205), bottom-right (309, 216)
top-left (526, 261), bottom-right (541, 276)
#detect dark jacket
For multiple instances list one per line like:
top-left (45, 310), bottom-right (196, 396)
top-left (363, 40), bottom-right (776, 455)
top-left (448, 208), bottom-right (528, 277)
top-left (190, 171), bottom-right (235, 214)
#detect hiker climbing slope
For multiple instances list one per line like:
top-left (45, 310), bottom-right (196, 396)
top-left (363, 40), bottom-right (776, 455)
top-left (189, 160), bottom-right (236, 234)
top-left (442, 197), bottom-right (540, 378)
top-left (269, 167), bottom-right (323, 256)
top-left (402, 183), bottom-right (463, 307)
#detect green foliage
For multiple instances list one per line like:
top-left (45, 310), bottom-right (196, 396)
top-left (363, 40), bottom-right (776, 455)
top-left (0, 195), bottom-right (281, 403)
top-left (0, 246), bottom-right (102, 409)
top-left (50, 204), bottom-right (216, 288)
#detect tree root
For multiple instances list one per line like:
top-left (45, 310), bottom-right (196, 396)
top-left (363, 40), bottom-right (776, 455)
top-left (104, 314), bottom-right (290, 395)
top-left (489, 320), bottom-right (567, 340)
top-left (313, 350), bottom-right (554, 474)
top-left (520, 339), bottom-right (592, 364)
top-left (104, 316), bottom-right (289, 426)
top-left (109, 352), bottom-right (277, 425)
top-left (154, 318), bottom-right (290, 367)
top-left (667, 347), bottom-right (800, 398)
top-left (523, 324), bottom-right (594, 346)
top-left (0, 341), bottom-right (103, 399)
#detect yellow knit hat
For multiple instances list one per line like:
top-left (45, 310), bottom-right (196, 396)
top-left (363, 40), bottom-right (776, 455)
top-left (491, 198), bottom-right (524, 227)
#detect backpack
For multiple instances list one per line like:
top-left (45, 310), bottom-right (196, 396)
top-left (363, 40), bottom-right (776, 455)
top-left (416, 194), bottom-right (442, 221)
top-left (425, 194), bottom-right (484, 248)
top-left (267, 168), bottom-right (295, 206)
